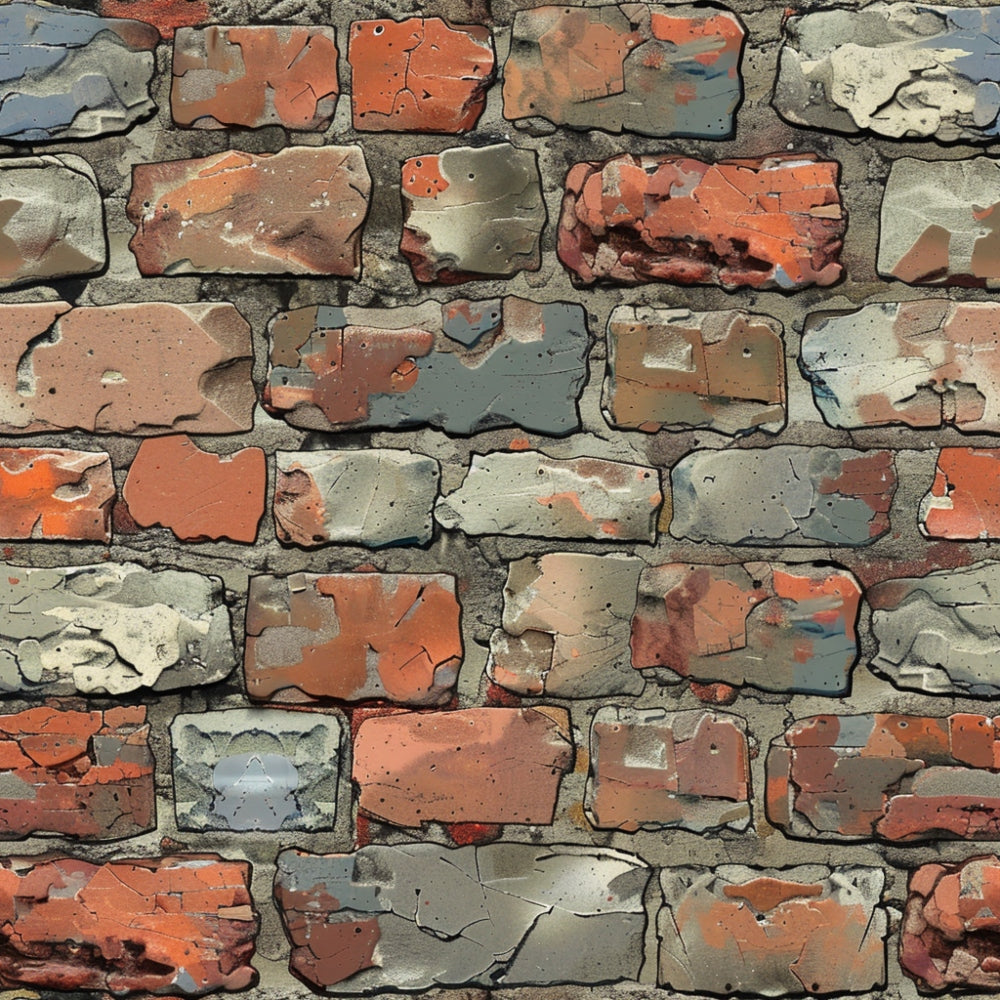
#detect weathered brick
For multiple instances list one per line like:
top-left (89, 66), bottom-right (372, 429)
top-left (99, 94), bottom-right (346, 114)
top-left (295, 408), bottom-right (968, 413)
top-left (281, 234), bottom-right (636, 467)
top-left (265, 297), bottom-right (589, 435)
top-left (559, 153), bottom-right (844, 289)
top-left (100, 0), bottom-right (208, 38)
top-left (353, 707), bottom-right (573, 826)
top-left (171, 708), bottom-right (341, 832)
top-left (0, 855), bottom-right (257, 994)
top-left (801, 300), bottom-right (1000, 431)
top-left (275, 844), bottom-right (649, 991)
top-left (775, 5), bottom-right (1000, 144)
top-left (244, 572), bottom-right (461, 705)
top-left (0, 448), bottom-right (113, 542)
top-left (274, 450), bottom-right (439, 549)
top-left (488, 552), bottom-right (644, 697)
top-left (0, 562), bottom-right (236, 696)
top-left (436, 451), bottom-right (662, 541)
top-left (0, 3), bottom-right (157, 142)
top-left (606, 305), bottom-right (785, 435)
top-left (769, 713), bottom-right (1000, 842)
top-left (171, 26), bottom-right (339, 130)
top-left (658, 866), bottom-right (887, 995)
top-left (901, 856), bottom-right (1000, 991)
top-left (0, 705), bottom-right (153, 841)
top-left (670, 446), bottom-right (896, 546)
top-left (401, 144), bottom-right (545, 283)
top-left (122, 435), bottom-right (265, 543)
top-left (504, 4), bottom-right (744, 137)
top-left (869, 561), bottom-right (1000, 696)
top-left (632, 562), bottom-right (862, 695)
top-left (0, 155), bottom-right (105, 289)
top-left (587, 707), bottom-right (750, 832)
top-left (920, 447), bottom-right (1000, 538)
top-left (879, 157), bottom-right (1000, 286)
top-left (0, 302), bottom-right (253, 435)
top-left (128, 147), bottom-right (370, 277)
top-left (349, 17), bottom-right (495, 132)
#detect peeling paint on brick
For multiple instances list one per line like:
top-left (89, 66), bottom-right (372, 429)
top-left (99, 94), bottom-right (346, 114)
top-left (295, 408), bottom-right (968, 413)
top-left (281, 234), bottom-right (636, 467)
top-left (919, 447), bottom-right (1000, 538)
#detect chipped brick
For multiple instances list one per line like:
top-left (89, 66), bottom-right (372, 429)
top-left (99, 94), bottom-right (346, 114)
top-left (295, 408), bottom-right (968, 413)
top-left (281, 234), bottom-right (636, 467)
top-left (776, 5), bottom-right (1000, 144)
top-left (100, 0), bottom-right (208, 39)
top-left (0, 855), bottom-right (257, 994)
top-left (0, 3), bottom-right (157, 142)
top-left (670, 446), bottom-right (896, 546)
top-left (587, 707), bottom-right (750, 833)
top-left (172, 26), bottom-right (340, 130)
top-left (0, 448), bottom-right (113, 543)
top-left (275, 844), bottom-right (648, 991)
top-left (0, 302), bottom-right (253, 435)
top-left (0, 705), bottom-right (153, 841)
top-left (353, 707), bottom-right (573, 826)
top-left (349, 17), bottom-right (495, 132)
top-left (0, 562), bottom-right (236, 696)
top-left (171, 708), bottom-right (341, 832)
top-left (606, 305), bottom-right (785, 436)
top-left (401, 144), bottom-right (545, 283)
top-left (0, 155), bottom-right (105, 289)
top-left (488, 552), bottom-right (644, 697)
top-left (122, 435), bottom-right (265, 543)
top-left (504, 4), bottom-right (744, 137)
top-left (769, 713), bottom-right (1000, 842)
top-left (244, 572), bottom-right (461, 706)
top-left (658, 866), bottom-right (887, 995)
top-left (920, 447), bottom-right (1000, 538)
top-left (274, 450), bottom-right (439, 549)
top-left (801, 300), bottom-right (1000, 431)
top-left (559, 153), bottom-right (844, 289)
top-left (879, 157), bottom-right (1000, 286)
top-left (127, 147), bottom-right (370, 277)
top-left (264, 297), bottom-right (589, 436)
top-left (869, 561), bottom-right (1000, 696)
top-left (436, 451), bottom-right (662, 541)
top-left (632, 562), bottom-right (862, 695)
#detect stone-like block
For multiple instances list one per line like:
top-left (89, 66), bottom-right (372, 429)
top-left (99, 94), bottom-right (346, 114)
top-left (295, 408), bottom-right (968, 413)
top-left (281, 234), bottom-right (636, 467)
top-left (769, 713), bottom-right (1000, 842)
top-left (868, 561), bottom-right (1000, 696)
top-left (275, 843), bottom-right (649, 992)
top-left (504, 4), bottom-right (743, 137)
top-left (0, 855), bottom-right (257, 994)
top-left (879, 157), bottom-right (1000, 286)
top-left (0, 3), bottom-right (157, 142)
top-left (0, 705), bottom-right (153, 840)
top-left (0, 155), bottom-right (105, 289)
top-left (353, 707), bottom-right (573, 826)
top-left (171, 708), bottom-right (341, 832)
top-left (632, 562), bottom-right (862, 695)
top-left (0, 302), bottom-right (253, 435)
top-left (587, 707), bottom-right (750, 833)
top-left (265, 297), bottom-right (589, 436)
top-left (0, 563), bottom-right (236, 696)
top-left (775, 5), bottom-right (1000, 144)
top-left (245, 572), bottom-right (461, 705)
top-left (172, 26), bottom-right (339, 130)
top-left (670, 446), bottom-right (896, 546)
top-left (559, 152), bottom-right (844, 289)
top-left (658, 866), bottom-right (887, 995)
top-left (488, 552), bottom-right (644, 697)
top-left (920, 448), bottom-right (1000, 538)
top-left (0, 448), bottom-right (113, 542)
top-left (123, 435), bottom-right (265, 543)
top-left (128, 147), bottom-right (370, 277)
top-left (401, 144), bottom-right (545, 283)
top-left (606, 305), bottom-right (785, 436)
top-left (436, 451), bottom-right (662, 541)
top-left (274, 450), bottom-right (439, 548)
top-left (349, 17), bottom-right (495, 132)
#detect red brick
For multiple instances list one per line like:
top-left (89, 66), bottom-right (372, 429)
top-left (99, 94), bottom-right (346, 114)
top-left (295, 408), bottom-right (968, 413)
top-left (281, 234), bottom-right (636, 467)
top-left (99, 0), bottom-right (208, 39)
top-left (920, 447), bottom-right (1000, 538)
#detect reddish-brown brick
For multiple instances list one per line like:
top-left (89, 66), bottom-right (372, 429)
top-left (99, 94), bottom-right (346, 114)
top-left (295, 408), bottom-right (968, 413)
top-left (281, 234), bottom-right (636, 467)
top-left (920, 447), bottom-right (1000, 539)
top-left (99, 0), bottom-right (209, 39)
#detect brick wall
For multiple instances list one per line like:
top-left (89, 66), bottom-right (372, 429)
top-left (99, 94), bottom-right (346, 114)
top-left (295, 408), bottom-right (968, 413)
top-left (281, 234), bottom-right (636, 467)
top-left (0, 0), bottom-right (998, 997)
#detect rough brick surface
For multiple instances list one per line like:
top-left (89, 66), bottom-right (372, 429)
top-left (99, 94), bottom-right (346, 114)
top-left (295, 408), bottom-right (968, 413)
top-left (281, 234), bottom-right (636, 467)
top-left (100, 0), bottom-right (208, 38)
top-left (920, 447), bottom-right (1000, 538)
top-left (244, 572), bottom-right (461, 705)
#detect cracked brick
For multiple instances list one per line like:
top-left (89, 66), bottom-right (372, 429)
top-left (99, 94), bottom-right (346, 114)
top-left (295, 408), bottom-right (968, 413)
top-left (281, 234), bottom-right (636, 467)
top-left (920, 447), bottom-right (1000, 538)
top-left (100, 0), bottom-right (208, 39)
